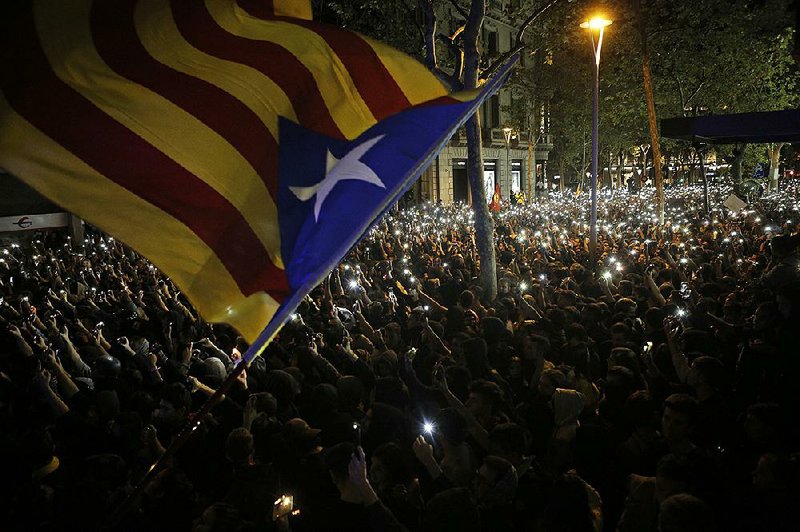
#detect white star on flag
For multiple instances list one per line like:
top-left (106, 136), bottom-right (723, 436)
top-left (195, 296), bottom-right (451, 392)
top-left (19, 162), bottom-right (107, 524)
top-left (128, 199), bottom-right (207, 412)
top-left (289, 135), bottom-right (387, 221)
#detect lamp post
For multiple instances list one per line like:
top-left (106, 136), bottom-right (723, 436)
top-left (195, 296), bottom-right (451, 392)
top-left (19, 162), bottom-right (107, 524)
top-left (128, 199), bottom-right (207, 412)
top-left (580, 16), bottom-right (612, 261)
top-left (503, 126), bottom-right (513, 200)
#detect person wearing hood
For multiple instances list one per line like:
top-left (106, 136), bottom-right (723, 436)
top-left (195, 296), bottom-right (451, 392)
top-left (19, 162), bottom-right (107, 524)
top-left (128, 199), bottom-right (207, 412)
top-left (548, 388), bottom-right (585, 473)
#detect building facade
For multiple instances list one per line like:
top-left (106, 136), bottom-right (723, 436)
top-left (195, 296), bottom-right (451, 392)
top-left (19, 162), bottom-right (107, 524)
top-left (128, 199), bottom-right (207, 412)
top-left (412, 1), bottom-right (553, 204)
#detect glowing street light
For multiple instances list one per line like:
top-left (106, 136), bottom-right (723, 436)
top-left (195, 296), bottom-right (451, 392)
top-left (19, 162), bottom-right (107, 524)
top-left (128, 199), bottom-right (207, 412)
top-left (580, 15), bottom-right (612, 261)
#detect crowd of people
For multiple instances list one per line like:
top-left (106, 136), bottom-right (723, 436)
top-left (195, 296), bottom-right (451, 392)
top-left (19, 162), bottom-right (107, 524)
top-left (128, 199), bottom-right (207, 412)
top-left (1, 182), bottom-right (799, 531)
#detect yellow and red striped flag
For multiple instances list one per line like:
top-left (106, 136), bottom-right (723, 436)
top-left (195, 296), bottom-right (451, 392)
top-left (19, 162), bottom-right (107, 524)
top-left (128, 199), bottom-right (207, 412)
top-left (0, 0), bottom-right (514, 358)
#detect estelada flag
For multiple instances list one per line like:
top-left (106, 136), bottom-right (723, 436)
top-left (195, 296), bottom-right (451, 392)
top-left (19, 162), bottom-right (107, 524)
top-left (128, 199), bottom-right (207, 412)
top-left (0, 0), bottom-right (514, 360)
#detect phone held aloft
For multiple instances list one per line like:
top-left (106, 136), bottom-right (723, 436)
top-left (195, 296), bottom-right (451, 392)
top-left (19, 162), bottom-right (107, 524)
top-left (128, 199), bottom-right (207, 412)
top-left (273, 494), bottom-right (294, 521)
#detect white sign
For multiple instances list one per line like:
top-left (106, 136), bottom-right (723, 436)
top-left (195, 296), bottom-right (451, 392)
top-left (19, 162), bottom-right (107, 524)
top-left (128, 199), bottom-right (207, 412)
top-left (511, 170), bottom-right (521, 194)
top-left (483, 170), bottom-right (495, 202)
top-left (0, 213), bottom-right (69, 232)
top-left (723, 194), bottom-right (747, 213)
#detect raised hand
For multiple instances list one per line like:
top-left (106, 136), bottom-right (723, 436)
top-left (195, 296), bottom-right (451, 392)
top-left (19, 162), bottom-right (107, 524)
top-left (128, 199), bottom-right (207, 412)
top-left (663, 317), bottom-right (681, 343)
top-left (243, 395), bottom-right (258, 429)
top-left (197, 337), bottom-right (214, 348)
top-left (433, 361), bottom-right (449, 393)
top-left (45, 348), bottom-right (62, 370)
top-left (411, 434), bottom-right (443, 480)
top-left (146, 352), bottom-right (158, 371)
top-left (235, 367), bottom-right (248, 390)
top-left (141, 424), bottom-right (159, 447)
top-left (33, 333), bottom-right (48, 351)
top-left (8, 324), bottom-right (22, 338)
top-left (33, 367), bottom-right (53, 390)
top-left (117, 336), bottom-right (130, 350)
top-left (349, 446), bottom-right (368, 484)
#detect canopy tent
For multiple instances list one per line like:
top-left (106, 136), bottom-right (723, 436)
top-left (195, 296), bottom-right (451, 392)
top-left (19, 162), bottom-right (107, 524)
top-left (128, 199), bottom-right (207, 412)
top-left (661, 109), bottom-right (800, 144)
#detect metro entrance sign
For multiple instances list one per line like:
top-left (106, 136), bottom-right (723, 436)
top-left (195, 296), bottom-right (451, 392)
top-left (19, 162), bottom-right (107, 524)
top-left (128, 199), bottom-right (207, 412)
top-left (0, 212), bottom-right (69, 233)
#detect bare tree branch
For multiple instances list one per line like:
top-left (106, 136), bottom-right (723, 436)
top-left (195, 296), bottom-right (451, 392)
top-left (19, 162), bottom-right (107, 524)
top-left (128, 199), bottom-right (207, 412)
top-left (684, 72), bottom-right (706, 107)
top-left (481, 0), bottom-right (561, 80)
top-left (437, 31), bottom-right (465, 81)
top-left (516, 0), bottom-right (561, 45)
top-left (420, 0), bottom-right (438, 70)
top-left (675, 72), bottom-right (687, 114)
top-left (448, 0), bottom-right (470, 21)
top-left (419, 0), bottom-right (462, 91)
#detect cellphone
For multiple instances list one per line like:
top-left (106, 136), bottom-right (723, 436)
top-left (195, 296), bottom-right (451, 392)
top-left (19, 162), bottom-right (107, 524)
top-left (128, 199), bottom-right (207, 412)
top-left (433, 360), bottom-right (444, 380)
top-left (642, 342), bottom-right (653, 359)
top-left (352, 422), bottom-right (362, 447)
top-left (272, 495), bottom-right (294, 521)
top-left (680, 282), bottom-right (691, 300)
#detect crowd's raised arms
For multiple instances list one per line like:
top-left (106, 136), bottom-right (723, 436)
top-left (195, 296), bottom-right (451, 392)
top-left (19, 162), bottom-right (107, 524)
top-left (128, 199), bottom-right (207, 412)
top-left (1, 182), bottom-right (799, 532)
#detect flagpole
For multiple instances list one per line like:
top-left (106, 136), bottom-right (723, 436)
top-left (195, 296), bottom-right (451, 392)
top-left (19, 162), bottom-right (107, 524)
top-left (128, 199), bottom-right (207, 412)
top-left (107, 360), bottom-right (246, 526)
top-left (106, 299), bottom-right (296, 527)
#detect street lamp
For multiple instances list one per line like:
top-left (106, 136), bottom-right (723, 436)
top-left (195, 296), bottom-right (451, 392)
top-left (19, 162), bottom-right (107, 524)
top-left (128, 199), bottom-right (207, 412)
top-left (503, 126), bottom-right (513, 200)
top-left (580, 15), bottom-right (612, 261)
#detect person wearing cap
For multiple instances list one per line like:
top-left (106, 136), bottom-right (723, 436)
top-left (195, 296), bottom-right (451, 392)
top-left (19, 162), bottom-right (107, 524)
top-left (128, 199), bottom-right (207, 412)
top-left (283, 418), bottom-right (323, 454)
top-left (275, 418), bottom-right (338, 529)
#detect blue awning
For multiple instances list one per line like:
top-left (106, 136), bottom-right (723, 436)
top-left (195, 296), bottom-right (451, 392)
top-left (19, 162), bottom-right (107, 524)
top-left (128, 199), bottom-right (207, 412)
top-left (661, 109), bottom-right (800, 144)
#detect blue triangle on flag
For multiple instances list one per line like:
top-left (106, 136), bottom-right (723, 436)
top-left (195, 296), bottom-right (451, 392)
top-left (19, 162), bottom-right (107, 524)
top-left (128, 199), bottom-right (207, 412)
top-left (278, 98), bottom-right (471, 290)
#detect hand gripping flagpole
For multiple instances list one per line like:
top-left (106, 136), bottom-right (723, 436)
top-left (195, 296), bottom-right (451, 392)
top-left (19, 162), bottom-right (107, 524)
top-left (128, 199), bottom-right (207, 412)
top-left (106, 302), bottom-right (291, 528)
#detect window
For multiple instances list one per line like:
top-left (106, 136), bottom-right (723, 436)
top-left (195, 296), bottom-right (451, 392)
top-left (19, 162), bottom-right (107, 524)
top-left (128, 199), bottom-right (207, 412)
top-left (511, 160), bottom-right (523, 194)
top-left (488, 31), bottom-right (498, 56)
top-left (490, 95), bottom-right (500, 129)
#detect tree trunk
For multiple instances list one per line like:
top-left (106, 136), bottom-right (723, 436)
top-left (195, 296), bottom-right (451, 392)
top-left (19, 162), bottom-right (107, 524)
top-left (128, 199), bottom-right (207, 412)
top-left (464, 0), bottom-right (497, 302)
top-left (731, 144), bottom-right (746, 183)
top-left (696, 144), bottom-right (709, 213)
top-left (637, 145), bottom-right (649, 190)
top-left (530, 133), bottom-right (537, 200)
top-left (689, 148), bottom-right (698, 186)
top-left (767, 142), bottom-right (784, 191)
top-left (636, 0), bottom-right (665, 224)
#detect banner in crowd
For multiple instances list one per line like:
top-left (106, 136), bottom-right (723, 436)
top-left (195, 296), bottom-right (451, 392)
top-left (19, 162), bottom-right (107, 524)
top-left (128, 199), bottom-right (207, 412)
top-left (0, 0), bottom-right (513, 359)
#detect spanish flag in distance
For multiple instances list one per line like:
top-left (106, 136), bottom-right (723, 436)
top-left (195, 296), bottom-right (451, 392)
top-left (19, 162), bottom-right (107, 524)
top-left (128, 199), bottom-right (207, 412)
top-left (0, 0), bottom-right (514, 359)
